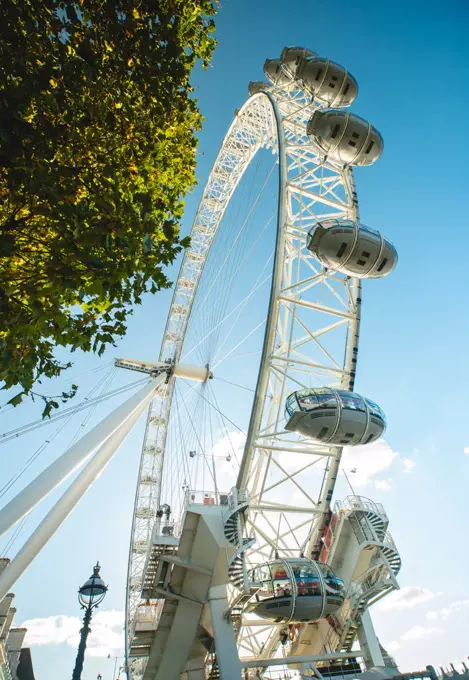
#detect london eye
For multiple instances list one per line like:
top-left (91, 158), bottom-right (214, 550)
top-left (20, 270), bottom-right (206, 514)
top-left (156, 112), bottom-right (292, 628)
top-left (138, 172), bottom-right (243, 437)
top-left (124, 46), bottom-right (401, 679)
top-left (0, 45), bottom-right (402, 680)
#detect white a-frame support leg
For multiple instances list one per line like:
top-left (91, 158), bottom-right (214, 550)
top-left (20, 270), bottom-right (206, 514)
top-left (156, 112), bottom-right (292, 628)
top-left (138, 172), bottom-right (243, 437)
top-left (208, 585), bottom-right (242, 680)
top-left (0, 374), bottom-right (165, 601)
top-left (0, 376), bottom-right (164, 537)
top-left (357, 609), bottom-right (385, 668)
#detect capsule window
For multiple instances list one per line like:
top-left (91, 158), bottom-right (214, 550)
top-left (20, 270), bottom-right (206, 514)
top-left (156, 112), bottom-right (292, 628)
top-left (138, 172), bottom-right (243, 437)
top-left (348, 140), bottom-right (357, 147)
top-left (331, 124), bottom-right (341, 139)
top-left (329, 82), bottom-right (336, 88)
top-left (339, 434), bottom-right (353, 444)
top-left (365, 141), bottom-right (375, 154)
top-left (331, 75), bottom-right (339, 81)
top-left (357, 258), bottom-right (366, 266)
top-left (343, 83), bottom-right (350, 95)
top-left (317, 427), bottom-right (329, 439)
top-left (315, 69), bottom-right (323, 82)
top-left (361, 251), bottom-right (371, 258)
top-left (352, 132), bottom-right (360, 139)
top-left (336, 242), bottom-right (348, 258)
top-left (377, 258), bottom-right (388, 272)
top-left (364, 433), bottom-right (374, 444)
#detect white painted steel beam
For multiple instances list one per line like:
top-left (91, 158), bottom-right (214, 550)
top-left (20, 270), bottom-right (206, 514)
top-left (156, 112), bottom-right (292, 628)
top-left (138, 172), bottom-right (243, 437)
top-left (0, 377), bottom-right (164, 538)
top-left (208, 585), bottom-right (243, 680)
top-left (0, 374), bottom-right (163, 601)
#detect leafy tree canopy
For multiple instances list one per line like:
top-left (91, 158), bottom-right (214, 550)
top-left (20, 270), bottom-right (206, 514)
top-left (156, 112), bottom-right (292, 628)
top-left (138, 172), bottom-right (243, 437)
top-left (0, 0), bottom-right (217, 416)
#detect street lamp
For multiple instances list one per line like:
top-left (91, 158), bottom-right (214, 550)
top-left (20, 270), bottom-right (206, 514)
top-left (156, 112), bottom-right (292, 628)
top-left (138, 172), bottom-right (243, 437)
top-left (72, 562), bottom-right (108, 680)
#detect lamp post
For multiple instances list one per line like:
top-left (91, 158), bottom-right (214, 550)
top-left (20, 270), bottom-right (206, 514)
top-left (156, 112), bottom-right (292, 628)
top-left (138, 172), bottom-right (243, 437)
top-left (342, 467), bottom-right (357, 496)
top-left (72, 562), bottom-right (108, 680)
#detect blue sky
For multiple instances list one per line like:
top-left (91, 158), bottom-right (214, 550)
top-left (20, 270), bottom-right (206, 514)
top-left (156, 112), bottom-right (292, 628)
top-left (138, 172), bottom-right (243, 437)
top-left (2, 0), bottom-right (469, 677)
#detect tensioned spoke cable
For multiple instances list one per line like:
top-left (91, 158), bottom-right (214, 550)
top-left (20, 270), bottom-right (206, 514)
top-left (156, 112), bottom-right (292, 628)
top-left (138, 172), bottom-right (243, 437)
top-left (220, 350), bottom-right (262, 361)
top-left (201, 209), bottom-right (276, 363)
top-left (199, 158), bottom-right (274, 362)
top-left (181, 379), bottom-right (246, 436)
top-left (174, 386), bottom-right (193, 493)
top-left (212, 377), bottom-right (256, 394)
top-left (0, 377), bottom-right (148, 444)
top-left (207, 382), bottom-right (242, 468)
top-left (210, 255), bottom-right (274, 367)
top-left (212, 317), bottom-right (267, 371)
top-left (186, 159), bottom-right (261, 365)
top-left (177, 384), bottom-right (215, 487)
top-left (182, 271), bottom-right (272, 364)
top-left (190, 161), bottom-right (277, 328)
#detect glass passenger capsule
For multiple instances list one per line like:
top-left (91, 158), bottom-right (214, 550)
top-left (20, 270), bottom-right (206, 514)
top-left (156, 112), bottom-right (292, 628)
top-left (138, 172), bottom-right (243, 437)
top-left (247, 558), bottom-right (345, 623)
top-left (296, 57), bottom-right (358, 108)
top-left (248, 81), bottom-right (270, 96)
top-left (280, 46), bottom-right (318, 75)
top-left (285, 388), bottom-right (386, 445)
top-left (264, 59), bottom-right (293, 86)
top-left (307, 110), bottom-right (383, 166)
top-left (307, 218), bottom-right (398, 278)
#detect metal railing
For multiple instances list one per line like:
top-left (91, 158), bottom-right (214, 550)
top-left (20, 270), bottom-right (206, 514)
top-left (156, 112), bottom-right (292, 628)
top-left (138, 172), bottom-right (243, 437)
top-left (183, 488), bottom-right (231, 507)
top-left (152, 519), bottom-right (179, 539)
top-left (335, 495), bottom-right (387, 520)
top-left (133, 601), bottom-right (165, 631)
top-left (383, 530), bottom-right (398, 553)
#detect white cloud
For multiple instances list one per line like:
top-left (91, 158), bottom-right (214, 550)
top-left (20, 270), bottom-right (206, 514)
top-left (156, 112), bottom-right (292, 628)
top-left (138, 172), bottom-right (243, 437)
top-left (424, 599), bottom-right (469, 624)
top-left (374, 478), bottom-right (393, 491)
top-left (22, 609), bottom-right (124, 658)
top-left (211, 431), bottom-right (245, 460)
top-left (386, 641), bottom-right (401, 653)
top-left (378, 586), bottom-right (435, 611)
top-left (403, 458), bottom-right (416, 472)
top-left (341, 439), bottom-right (398, 487)
top-left (22, 614), bottom-right (80, 646)
top-left (210, 431), bottom-right (245, 485)
top-left (401, 625), bottom-right (442, 641)
top-left (449, 599), bottom-right (469, 610)
top-left (341, 440), bottom-right (421, 488)
top-left (464, 446), bottom-right (469, 455)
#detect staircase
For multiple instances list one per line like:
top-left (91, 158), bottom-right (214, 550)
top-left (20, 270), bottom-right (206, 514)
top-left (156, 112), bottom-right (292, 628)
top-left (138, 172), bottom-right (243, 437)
top-left (344, 497), bottom-right (401, 579)
top-left (322, 496), bottom-right (402, 655)
top-left (336, 562), bottom-right (398, 653)
top-left (380, 533), bottom-right (401, 576)
top-left (223, 488), bottom-right (255, 591)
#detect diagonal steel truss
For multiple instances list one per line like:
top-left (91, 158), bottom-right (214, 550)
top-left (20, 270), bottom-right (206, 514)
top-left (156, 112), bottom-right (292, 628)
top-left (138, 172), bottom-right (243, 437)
top-left (234, 82), bottom-right (363, 663)
top-left (126, 75), bottom-right (366, 675)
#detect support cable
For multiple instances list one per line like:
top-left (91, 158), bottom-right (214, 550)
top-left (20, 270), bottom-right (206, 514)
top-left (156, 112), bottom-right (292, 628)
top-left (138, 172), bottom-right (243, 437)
top-left (0, 377), bottom-right (148, 444)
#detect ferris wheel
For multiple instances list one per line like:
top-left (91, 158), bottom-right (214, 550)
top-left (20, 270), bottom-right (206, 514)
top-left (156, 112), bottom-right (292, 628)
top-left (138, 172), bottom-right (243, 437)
top-left (125, 46), bottom-right (399, 679)
top-left (0, 43), bottom-right (401, 680)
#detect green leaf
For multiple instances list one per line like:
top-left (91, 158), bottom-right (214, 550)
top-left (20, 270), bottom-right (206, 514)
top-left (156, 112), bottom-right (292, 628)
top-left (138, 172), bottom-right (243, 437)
top-left (0, 0), bottom-right (217, 412)
top-left (7, 392), bottom-right (25, 407)
top-left (143, 233), bottom-right (153, 254)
